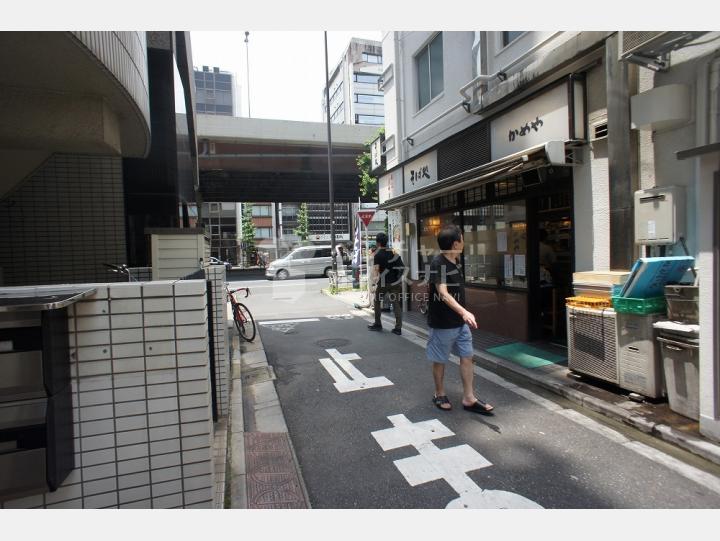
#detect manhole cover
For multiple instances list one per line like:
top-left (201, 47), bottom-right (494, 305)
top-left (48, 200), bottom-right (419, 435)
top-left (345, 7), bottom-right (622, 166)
top-left (315, 338), bottom-right (351, 349)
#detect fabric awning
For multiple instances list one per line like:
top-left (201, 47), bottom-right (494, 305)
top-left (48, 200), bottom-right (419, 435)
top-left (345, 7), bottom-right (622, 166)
top-left (377, 140), bottom-right (582, 211)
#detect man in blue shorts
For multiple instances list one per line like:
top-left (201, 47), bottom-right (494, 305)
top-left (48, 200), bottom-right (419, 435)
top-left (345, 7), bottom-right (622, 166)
top-left (426, 224), bottom-right (494, 414)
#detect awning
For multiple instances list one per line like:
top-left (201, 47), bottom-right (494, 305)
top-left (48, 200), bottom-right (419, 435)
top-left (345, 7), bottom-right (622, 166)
top-left (377, 140), bottom-right (583, 210)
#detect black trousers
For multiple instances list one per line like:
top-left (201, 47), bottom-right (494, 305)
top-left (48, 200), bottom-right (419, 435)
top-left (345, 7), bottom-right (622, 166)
top-left (374, 284), bottom-right (402, 329)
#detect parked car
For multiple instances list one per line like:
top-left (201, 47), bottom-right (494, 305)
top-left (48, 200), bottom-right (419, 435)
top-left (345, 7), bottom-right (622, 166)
top-left (265, 245), bottom-right (333, 280)
top-left (209, 256), bottom-right (233, 272)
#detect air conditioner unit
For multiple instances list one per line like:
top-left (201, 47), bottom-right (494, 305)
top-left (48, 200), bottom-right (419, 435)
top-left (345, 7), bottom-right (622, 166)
top-left (619, 31), bottom-right (708, 71)
top-left (567, 306), bottom-right (618, 384)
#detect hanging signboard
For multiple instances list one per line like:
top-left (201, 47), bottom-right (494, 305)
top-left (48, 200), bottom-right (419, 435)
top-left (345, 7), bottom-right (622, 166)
top-left (490, 79), bottom-right (585, 161)
top-left (402, 150), bottom-right (438, 194)
top-left (371, 134), bottom-right (385, 173)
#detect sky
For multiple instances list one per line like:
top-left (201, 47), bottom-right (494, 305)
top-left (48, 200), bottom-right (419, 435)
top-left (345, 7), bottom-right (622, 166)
top-left (190, 31), bottom-right (383, 123)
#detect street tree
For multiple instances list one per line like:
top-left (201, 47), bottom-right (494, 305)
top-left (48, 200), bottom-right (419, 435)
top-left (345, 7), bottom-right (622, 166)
top-left (294, 202), bottom-right (310, 242)
top-left (241, 203), bottom-right (256, 265)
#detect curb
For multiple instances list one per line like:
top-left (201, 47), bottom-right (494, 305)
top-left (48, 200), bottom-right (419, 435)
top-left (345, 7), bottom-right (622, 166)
top-left (228, 330), bottom-right (312, 509)
top-left (327, 290), bottom-right (720, 467)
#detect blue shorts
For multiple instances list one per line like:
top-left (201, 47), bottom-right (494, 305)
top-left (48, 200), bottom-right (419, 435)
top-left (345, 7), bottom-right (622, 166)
top-left (426, 324), bottom-right (474, 363)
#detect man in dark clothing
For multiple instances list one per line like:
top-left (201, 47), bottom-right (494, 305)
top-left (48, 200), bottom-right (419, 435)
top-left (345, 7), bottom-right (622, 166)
top-left (367, 232), bottom-right (403, 335)
top-left (426, 224), bottom-right (494, 415)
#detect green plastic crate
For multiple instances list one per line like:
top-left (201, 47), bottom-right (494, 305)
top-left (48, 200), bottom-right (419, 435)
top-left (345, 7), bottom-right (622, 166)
top-left (612, 296), bottom-right (666, 315)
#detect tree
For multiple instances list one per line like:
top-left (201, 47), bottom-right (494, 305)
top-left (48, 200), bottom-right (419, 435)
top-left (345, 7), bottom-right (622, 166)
top-left (357, 126), bottom-right (384, 201)
top-left (294, 202), bottom-right (309, 241)
top-left (241, 203), bottom-right (256, 265)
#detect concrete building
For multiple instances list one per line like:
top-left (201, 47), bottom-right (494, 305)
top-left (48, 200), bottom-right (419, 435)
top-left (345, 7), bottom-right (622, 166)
top-left (377, 31), bottom-right (719, 441)
top-left (194, 65), bottom-right (238, 116)
top-left (323, 38), bottom-right (384, 126)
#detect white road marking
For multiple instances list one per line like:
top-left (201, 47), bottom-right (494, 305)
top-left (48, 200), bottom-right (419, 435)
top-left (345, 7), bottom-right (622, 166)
top-left (624, 441), bottom-right (720, 496)
top-left (325, 314), bottom-right (354, 320)
top-left (319, 348), bottom-right (393, 393)
top-left (390, 327), bottom-right (720, 495)
top-left (259, 318), bottom-right (320, 325)
top-left (371, 414), bottom-right (543, 509)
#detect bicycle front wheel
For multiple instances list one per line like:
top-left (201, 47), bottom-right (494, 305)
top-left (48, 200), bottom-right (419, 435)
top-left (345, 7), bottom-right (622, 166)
top-left (234, 302), bottom-right (256, 341)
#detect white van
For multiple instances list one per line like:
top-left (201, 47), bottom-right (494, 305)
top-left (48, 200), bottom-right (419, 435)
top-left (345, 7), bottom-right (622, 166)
top-left (265, 245), bottom-right (334, 280)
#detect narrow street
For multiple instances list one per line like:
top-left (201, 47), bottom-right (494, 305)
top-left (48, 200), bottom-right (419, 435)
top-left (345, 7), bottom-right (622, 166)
top-left (233, 278), bottom-right (720, 509)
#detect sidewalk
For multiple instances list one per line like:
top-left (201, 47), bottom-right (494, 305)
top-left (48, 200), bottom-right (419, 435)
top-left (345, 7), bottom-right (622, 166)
top-left (322, 288), bottom-right (720, 467)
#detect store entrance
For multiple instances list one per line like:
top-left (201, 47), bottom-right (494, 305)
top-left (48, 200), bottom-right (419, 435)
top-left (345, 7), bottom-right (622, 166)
top-left (534, 212), bottom-right (573, 342)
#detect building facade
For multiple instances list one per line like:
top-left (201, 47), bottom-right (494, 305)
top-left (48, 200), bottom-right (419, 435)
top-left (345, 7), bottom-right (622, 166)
top-left (194, 65), bottom-right (238, 116)
top-left (323, 38), bottom-right (385, 126)
top-left (377, 31), bottom-right (720, 441)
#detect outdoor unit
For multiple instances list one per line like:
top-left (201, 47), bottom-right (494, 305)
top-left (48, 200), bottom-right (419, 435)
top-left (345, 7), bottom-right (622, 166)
top-left (619, 32), bottom-right (707, 71)
top-left (616, 313), bottom-right (665, 398)
top-left (567, 306), bottom-right (618, 384)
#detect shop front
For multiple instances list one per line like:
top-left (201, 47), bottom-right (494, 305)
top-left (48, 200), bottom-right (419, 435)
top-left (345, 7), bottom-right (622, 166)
top-left (379, 77), bottom-right (586, 343)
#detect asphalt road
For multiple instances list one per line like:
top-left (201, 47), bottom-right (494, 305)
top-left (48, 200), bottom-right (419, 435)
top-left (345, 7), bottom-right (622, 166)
top-left (232, 277), bottom-right (720, 509)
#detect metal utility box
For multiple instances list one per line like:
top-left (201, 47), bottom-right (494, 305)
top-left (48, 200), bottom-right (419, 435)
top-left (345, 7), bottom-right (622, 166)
top-left (148, 228), bottom-right (211, 281)
top-left (616, 313), bottom-right (664, 398)
top-left (634, 185), bottom-right (686, 245)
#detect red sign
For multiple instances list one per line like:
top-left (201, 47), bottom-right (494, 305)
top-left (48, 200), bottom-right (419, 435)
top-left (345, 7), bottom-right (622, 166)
top-left (357, 210), bottom-right (375, 227)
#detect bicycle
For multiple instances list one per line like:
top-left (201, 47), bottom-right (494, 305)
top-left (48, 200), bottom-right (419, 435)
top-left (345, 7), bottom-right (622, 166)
top-left (226, 285), bottom-right (256, 341)
top-left (103, 263), bottom-right (136, 282)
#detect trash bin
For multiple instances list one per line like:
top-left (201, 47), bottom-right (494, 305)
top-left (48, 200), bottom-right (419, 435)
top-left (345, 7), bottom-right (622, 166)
top-left (657, 334), bottom-right (700, 420)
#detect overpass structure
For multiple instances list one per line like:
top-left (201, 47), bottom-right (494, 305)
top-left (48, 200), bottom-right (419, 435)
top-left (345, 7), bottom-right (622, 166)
top-left (196, 115), bottom-right (379, 203)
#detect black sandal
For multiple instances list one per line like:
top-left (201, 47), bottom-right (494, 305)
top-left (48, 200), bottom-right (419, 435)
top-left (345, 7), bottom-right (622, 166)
top-left (463, 399), bottom-right (494, 415)
top-left (432, 395), bottom-right (452, 411)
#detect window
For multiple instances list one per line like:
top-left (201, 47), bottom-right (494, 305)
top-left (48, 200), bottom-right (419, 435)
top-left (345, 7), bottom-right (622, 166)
top-left (255, 227), bottom-right (272, 238)
top-left (292, 249), bottom-right (314, 260)
top-left (354, 93), bottom-right (384, 104)
top-left (209, 203), bottom-right (220, 213)
top-left (416, 33), bottom-right (444, 109)
top-left (463, 201), bottom-right (526, 289)
top-left (252, 206), bottom-right (271, 217)
top-left (315, 248), bottom-right (332, 258)
top-left (362, 52), bottom-right (382, 64)
top-left (355, 114), bottom-right (384, 125)
top-left (353, 72), bottom-right (380, 84)
top-left (418, 212), bottom-right (460, 276)
top-left (502, 31), bottom-right (524, 46)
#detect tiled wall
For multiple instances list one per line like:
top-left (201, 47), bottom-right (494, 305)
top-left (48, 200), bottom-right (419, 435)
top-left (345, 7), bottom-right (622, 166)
top-left (206, 265), bottom-right (229, 417)
top-left (0, 280), bottom-right (216, 509)
top-left (0, 154), bottom-right (127, 287)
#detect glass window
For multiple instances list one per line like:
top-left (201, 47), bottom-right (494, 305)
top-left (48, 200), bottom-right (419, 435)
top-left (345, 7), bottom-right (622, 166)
top-left (416, 33), bottom-right (444, 109)
top-left (355, 114), bottom-right (384, 125)
top-left (362, 52), bottom-right (382, 63)
top-left (417, 212), bottom-right (460, 277)
top-left (502, 31), bottom-right (524, 46)
top-left (354, 72), bottom-right (380, 84)
top-left (252, 206), bottom-right (271, 217)
top-left (355, 93), bottom-right (384, 104)
top-left (316, 248), bottom-right (332, 258)
top-left (255, 227), bottom-right (272, 238)
top-left (463, 201), bottom-right (526, 289)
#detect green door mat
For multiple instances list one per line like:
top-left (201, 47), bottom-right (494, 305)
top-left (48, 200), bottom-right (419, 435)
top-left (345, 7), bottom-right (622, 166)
top-left (485, 343), bottom-right (567, 369)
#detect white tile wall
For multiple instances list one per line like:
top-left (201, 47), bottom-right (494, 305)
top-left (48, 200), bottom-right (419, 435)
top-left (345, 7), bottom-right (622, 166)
top-left (0, 154), bottom-right (128, 287)
top-left (206, 265), bottom-right (229, 417)
top-left (0, 280), bottom-right (215, 509)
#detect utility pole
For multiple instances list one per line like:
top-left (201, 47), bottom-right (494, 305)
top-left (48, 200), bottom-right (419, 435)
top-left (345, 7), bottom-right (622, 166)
top-left (244, 31), bottom-right (251, 118)
top-left (324, 31), bottom-right (336, 273)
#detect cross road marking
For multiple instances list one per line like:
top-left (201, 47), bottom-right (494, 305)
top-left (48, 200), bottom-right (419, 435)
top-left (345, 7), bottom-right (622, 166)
top-left (371, 414), bottom-right (543, 509)
top-left (318, 348), bottom-right (393, 393)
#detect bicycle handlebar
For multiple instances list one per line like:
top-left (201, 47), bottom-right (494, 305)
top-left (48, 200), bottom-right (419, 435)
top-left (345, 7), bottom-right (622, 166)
top-left (227, 286), bottom-right (250, 298)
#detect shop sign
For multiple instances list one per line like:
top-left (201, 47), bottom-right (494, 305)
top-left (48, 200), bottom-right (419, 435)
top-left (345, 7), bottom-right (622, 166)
top-left (310, 233), bottom-right (350, 241)
top-left (403, 150), bottom-right (438, 194)
top-left (371, 134), bottom-right (385, 173)
top-left (378, 171), bottom-right (402, 204)
top-left (490, 80), bottom-right (584, 160)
